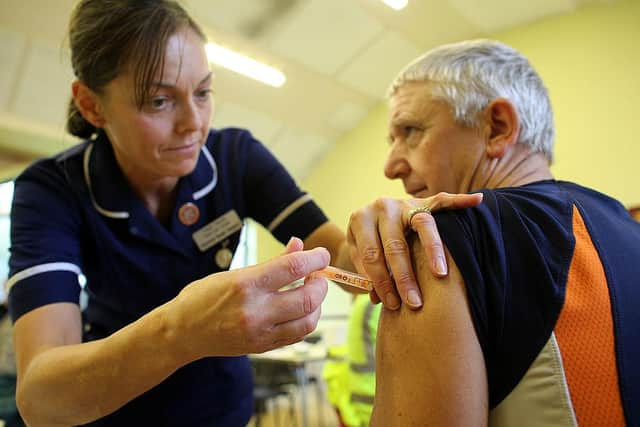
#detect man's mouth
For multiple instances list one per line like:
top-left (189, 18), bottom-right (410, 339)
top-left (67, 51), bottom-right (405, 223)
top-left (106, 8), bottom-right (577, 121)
top-left (407, 187), bottom-right (428, 198)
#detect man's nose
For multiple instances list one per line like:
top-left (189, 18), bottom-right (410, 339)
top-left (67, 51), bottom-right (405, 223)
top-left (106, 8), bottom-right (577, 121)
top-left (384, 145), bottom-right (409, 180)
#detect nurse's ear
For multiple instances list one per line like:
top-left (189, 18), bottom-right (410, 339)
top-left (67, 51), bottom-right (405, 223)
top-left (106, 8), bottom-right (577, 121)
top-left (72, 80), bottom-right (106, 128)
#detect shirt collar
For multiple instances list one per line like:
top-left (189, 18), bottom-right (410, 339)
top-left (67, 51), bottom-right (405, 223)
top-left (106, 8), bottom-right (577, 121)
top-left (84, 130), bottom-right (218, 219)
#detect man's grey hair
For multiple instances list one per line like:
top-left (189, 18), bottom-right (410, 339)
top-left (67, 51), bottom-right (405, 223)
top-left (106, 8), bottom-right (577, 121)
top-left (388, 39), bottom-right (555, 162)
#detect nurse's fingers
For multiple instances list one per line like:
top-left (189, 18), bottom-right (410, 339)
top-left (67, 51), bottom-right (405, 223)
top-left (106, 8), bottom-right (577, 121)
top-left (266, 275), bottom-right (328, 326)
top-left (282, 236), bottom-right (304, 255)
top-left (243, 246), bottom-right (330, 293)
top-left (260, 305), bottom-right (324, 352)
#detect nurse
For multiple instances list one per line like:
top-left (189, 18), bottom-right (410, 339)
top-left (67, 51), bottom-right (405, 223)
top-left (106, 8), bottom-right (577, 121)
top-left (8, 0), bottom-right (479, 425)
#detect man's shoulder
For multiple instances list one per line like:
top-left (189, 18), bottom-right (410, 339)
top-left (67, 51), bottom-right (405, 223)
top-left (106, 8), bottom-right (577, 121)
top-left (432, 181), bottom-right (576, 408)
top-left (435, 181), bottom-right (573, 241)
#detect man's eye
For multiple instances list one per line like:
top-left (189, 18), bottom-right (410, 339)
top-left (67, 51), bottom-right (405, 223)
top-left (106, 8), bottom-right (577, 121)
top-left (405, 126), bottom-right (417, 135)
top-left (196, 89), bottom-right (212, 100)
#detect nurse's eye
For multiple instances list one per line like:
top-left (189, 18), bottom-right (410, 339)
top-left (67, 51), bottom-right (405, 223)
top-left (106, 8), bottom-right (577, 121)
top-left (149, 97), bottom-right (170, 110)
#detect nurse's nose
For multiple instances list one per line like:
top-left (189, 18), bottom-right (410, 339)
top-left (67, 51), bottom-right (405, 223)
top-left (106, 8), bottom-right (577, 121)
top-left (177, 99), bottom-right (202, 133)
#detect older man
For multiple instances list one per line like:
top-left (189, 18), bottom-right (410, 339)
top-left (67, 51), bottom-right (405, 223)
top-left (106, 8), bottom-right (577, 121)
top-left (370, 40), bottom-right (640, 426)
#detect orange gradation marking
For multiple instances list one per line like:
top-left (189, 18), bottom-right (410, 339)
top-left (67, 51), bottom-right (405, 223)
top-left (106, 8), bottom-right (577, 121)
top-left (315, 266), bottom-right (373, 291)
top-left (554, 206), bottom-right (625, 425)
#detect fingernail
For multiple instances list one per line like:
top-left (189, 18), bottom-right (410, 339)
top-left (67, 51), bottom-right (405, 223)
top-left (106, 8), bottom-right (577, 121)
top-left (407, 290), bottom-right (422, 307)
top-left (385, 293), bottom-right (400, 310)
top-left (435, 256), bottom-right (447, 276)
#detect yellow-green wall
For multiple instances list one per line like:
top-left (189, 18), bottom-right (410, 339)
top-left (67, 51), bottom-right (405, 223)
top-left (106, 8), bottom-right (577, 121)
top-left (258, 0), bottom-right (640, 262)
top-left (497, 0), bottom-right (640, 205)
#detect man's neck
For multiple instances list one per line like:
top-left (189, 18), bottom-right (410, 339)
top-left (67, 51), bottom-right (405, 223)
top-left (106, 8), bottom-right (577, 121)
top-left (472, 144), bottom-right (553, 191)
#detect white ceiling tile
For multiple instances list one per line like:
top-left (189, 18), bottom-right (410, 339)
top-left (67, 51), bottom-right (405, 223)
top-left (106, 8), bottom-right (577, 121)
top-left (209, 57), bottom-right (360, 143)
top-left (269, 0), bottom-right (384, 75)
top-left (187, 0), bottom-right (273, 35)
top-left (212, 101), bottom-right (284, 147)
top-left (354, 0), bottom-right (481, 48)
top-left (449, 0), bottom-right (577, 34)
top-left (11, 41), bottom-right (74, 127)
top-left (337, 31), bottom-right (423, 99)
top-left (326, 102), bottom-right (370, 132)
top-left (0, 28), bottom-right (27, 111)
top-left (187, 0), bottom-right (301, 41)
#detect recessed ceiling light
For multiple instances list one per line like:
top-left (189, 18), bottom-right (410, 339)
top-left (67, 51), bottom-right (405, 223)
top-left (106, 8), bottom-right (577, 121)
top-left (205, 42), bottom-right (286, 88)
top-left (382, 0), bottom-right (408, 10)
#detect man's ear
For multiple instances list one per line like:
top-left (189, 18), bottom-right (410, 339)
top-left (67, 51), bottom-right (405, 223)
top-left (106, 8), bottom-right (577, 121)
top-left (483, 98), bottom-right (520, 159)
top-left (72, 80), bottom-right (106, 128)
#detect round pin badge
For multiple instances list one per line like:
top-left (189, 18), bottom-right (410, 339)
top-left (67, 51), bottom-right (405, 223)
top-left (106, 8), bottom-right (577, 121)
top-left (178, 202), bottom-right (200, 226)
top-left (215, 248), bottom-right (234, 269)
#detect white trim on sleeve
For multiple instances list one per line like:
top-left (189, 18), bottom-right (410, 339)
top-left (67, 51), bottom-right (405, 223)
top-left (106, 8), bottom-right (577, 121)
top-left (6, 262), bottom-right (82, 292)
top-left (267, 194), bottom-right (312, 232)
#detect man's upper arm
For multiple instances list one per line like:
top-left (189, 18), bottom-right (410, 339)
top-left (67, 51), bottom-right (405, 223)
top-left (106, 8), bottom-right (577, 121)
top-left (371, 239), bottom-right (488, 427)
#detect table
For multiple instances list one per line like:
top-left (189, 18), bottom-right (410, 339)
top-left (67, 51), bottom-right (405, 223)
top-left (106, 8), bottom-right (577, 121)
top-left (250, 342), bottom-right (327, 427)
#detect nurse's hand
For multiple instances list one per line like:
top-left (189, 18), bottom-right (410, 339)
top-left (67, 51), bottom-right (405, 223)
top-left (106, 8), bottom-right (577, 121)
top-left (170, 237), bottom-right (329, 358)
top-left (346, 192), bottom-right (483, 310)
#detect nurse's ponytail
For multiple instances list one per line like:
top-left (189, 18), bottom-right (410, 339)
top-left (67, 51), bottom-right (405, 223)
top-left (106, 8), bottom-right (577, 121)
top-left (66, 98), bottom-right (95, 139)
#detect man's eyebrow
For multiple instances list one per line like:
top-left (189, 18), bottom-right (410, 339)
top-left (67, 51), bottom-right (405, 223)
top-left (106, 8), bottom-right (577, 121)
top-left (151, 72), bottom-right (213, 89)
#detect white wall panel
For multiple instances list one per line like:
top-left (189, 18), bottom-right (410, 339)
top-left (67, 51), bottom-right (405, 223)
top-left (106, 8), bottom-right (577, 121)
top-left (11, 41), bottom-right (73, 128)
top-left (0, 28), bottom-right (27, 111)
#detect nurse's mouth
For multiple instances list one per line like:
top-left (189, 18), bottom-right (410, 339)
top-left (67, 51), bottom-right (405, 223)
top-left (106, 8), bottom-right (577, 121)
top-left (167, 143), bottom-right (198, 152)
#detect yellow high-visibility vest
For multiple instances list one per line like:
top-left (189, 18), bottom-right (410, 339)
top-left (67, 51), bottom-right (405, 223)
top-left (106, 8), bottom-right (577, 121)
top-left (323, 295), bottom-right (381, 427)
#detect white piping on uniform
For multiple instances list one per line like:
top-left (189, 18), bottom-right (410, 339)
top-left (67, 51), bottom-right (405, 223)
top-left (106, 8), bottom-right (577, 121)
top-left (6, 262), bottom-right (82, 292)
top-left (83, 144), bottom-right (130, 219)
top-left (192, 145), bottom-right (218, 201)
top-left (549, 333), bottom-right (579, 425)
top-left (267, 194), bottom-right (312, 231)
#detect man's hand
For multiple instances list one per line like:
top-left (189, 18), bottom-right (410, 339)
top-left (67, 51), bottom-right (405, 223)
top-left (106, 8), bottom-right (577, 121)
top-left (346, 192), bottom-right (482, 309)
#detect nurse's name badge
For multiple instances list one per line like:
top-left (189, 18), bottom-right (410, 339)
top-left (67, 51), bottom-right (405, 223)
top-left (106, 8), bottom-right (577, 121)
top-left (215, 247), bottom-right (234, 269)
top-left (178, 202), bottom-right (200, 226)
top-left (192, 210), bottom-right (243, 252)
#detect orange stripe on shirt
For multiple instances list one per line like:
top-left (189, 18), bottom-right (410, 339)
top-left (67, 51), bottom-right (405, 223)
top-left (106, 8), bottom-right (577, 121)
top-left (554, 206), bottom-right (625, 426)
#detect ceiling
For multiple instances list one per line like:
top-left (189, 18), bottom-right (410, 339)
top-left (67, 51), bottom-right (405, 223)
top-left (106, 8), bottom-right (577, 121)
top-left (0, 0), bottom-right (613, 181)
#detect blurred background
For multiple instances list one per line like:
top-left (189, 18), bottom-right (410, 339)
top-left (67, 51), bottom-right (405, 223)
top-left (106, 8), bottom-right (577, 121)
top-left (1, 1), bottom-right (639, 425)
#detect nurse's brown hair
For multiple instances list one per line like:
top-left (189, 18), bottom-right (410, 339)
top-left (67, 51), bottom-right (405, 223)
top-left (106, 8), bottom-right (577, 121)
top-left (66, 0), bottom-right (206, 139)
